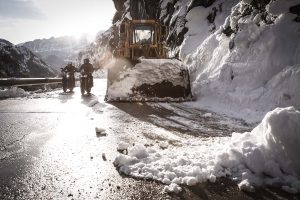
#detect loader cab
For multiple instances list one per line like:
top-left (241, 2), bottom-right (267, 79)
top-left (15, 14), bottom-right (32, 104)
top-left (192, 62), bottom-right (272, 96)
top-left (117, 19), bottom-right (168, 60)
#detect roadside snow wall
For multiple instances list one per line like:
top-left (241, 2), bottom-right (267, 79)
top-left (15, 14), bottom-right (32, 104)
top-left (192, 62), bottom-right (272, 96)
top-left (181, 0), bottom-right (300, 122)
top-left (114, 107), bottom-right (300, 194)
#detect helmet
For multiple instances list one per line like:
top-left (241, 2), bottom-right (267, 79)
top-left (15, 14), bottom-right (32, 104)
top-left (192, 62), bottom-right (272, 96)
top-left (84, 58), bottom-right (89, 64)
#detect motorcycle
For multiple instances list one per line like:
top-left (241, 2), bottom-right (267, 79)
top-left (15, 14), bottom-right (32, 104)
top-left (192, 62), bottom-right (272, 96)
top-left (80, 72), bottom-right (93, 95)
top-left (61, 68), bottom-right (75, 92)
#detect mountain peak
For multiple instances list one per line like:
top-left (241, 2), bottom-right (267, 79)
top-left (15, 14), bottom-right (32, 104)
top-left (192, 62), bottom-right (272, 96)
top-left (0, 38), bottom-right (55, 78)
top-left (0, 38), bottom-right (14, 48)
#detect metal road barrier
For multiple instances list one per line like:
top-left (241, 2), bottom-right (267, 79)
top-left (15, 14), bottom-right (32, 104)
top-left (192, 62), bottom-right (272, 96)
top-left (0, 78), bottom-right (65, 87)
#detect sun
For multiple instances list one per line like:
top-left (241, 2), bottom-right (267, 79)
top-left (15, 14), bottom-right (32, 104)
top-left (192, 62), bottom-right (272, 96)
top-left (59, 15), bottom-right (102, 41)
top-left (27, 0), bottom-right (115, 43)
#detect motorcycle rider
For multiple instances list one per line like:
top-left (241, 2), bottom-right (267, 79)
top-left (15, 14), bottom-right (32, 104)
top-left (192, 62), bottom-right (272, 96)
top-left (62, 62), bottom-right (76, 90)
top-left (77, 58), bottom-right (94, 94)
top-left (77, 58), bottom-right (94, 75)
top-left (62, 62), bottom-right (76, 74)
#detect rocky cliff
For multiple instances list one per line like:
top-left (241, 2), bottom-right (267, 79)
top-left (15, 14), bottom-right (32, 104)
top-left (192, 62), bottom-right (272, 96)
top-left (0, 39), bottom-right (55, 78)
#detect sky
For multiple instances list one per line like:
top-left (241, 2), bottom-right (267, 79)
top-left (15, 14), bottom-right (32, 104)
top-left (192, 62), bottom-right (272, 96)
top-left (0, 0), bottom-right (116, 44)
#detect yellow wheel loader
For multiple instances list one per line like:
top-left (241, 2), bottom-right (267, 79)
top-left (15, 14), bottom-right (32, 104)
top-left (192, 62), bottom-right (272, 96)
top-left (105, 19), bottom-right (192, 102)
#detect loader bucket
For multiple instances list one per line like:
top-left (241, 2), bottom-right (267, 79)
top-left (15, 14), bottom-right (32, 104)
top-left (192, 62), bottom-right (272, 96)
top-left (105, 58), bottom-right (192, 102)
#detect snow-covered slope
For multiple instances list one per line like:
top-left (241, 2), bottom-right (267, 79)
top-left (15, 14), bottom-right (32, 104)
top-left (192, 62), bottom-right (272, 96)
top-left (0, 39), bottom-right (55, 78)
top-left (181, 0), bottom-right (300, 122)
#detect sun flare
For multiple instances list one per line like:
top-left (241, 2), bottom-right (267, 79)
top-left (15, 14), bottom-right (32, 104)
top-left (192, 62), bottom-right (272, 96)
top-left (0, 0), bottom-right (115, 44)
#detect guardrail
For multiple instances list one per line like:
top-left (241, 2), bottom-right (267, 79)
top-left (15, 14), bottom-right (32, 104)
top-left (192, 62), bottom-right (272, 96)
top-left (0, 78), bottom-right (69, 87)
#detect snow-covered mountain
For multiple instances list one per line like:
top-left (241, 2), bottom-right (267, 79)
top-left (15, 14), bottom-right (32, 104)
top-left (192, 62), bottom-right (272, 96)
top-left (180, 0), bottom-right (300, 122)
top-left (0, 39), bottom-right (55, 78)
top-left (21, 35), bottom-right (91, 71)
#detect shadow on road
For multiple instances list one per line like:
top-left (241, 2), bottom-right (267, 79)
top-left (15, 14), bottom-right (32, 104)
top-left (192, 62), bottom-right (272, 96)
top-left (116, 166), bottom-right (299, 200)
top-left (110, 102), bottom-right (251, 138)
top-left (58, 91), bottom-right (75, 103)
top-left (80, 93), bottom-right (98, 106)
top-left (178, 177), bottom-right (300, 200)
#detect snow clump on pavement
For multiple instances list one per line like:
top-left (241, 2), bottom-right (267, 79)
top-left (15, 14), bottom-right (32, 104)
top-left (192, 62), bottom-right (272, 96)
top-left (220, 107), bottom-right (300, 193)
top-left (114, 107), bottom-right (300, 193)
top-left (164, 183), bottom-right (182, 194)
top-left (0, 87), bottom-right (29, 98)
top-left (117, 142), bottom-right (130, 151)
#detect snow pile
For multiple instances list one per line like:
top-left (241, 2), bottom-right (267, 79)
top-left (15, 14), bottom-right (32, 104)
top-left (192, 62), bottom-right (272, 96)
top-left (181, 0), bottom-right (300, 122)
top-left (107, 59), bottom-right (189, 99)
top-left (219, 107), bottom-right (300, 193)
top-left (164, 183), bottom-right (182, 194)
top-left (114, 107), bottom-right (300, 193)
top-left (117, 142), bottom-right (130, 151)
top-left (0, 87), bottom-right (29, 98)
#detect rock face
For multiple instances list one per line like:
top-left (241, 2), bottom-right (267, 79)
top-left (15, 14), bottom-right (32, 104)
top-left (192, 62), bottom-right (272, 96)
top-left (0, 39), bottom-right (55, 78)
top-left (129, 0), bottom-right (160, 19)
top-left (22, 36), bottom-right (89, 72)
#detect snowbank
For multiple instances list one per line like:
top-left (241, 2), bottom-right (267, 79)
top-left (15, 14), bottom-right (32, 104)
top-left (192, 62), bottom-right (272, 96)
top-left (114, 107), bottom-right (300, 193)
top-left (0, 87), bottom-right (29, 98)
top-left (219, 106), bottom-right (300, 193)
top-left (181, 0), bottom-right (300, 122)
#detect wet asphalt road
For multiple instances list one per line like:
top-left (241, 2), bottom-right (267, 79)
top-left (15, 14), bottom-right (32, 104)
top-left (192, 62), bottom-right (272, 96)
top-left (0, 79), bottom-right (299, 200)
